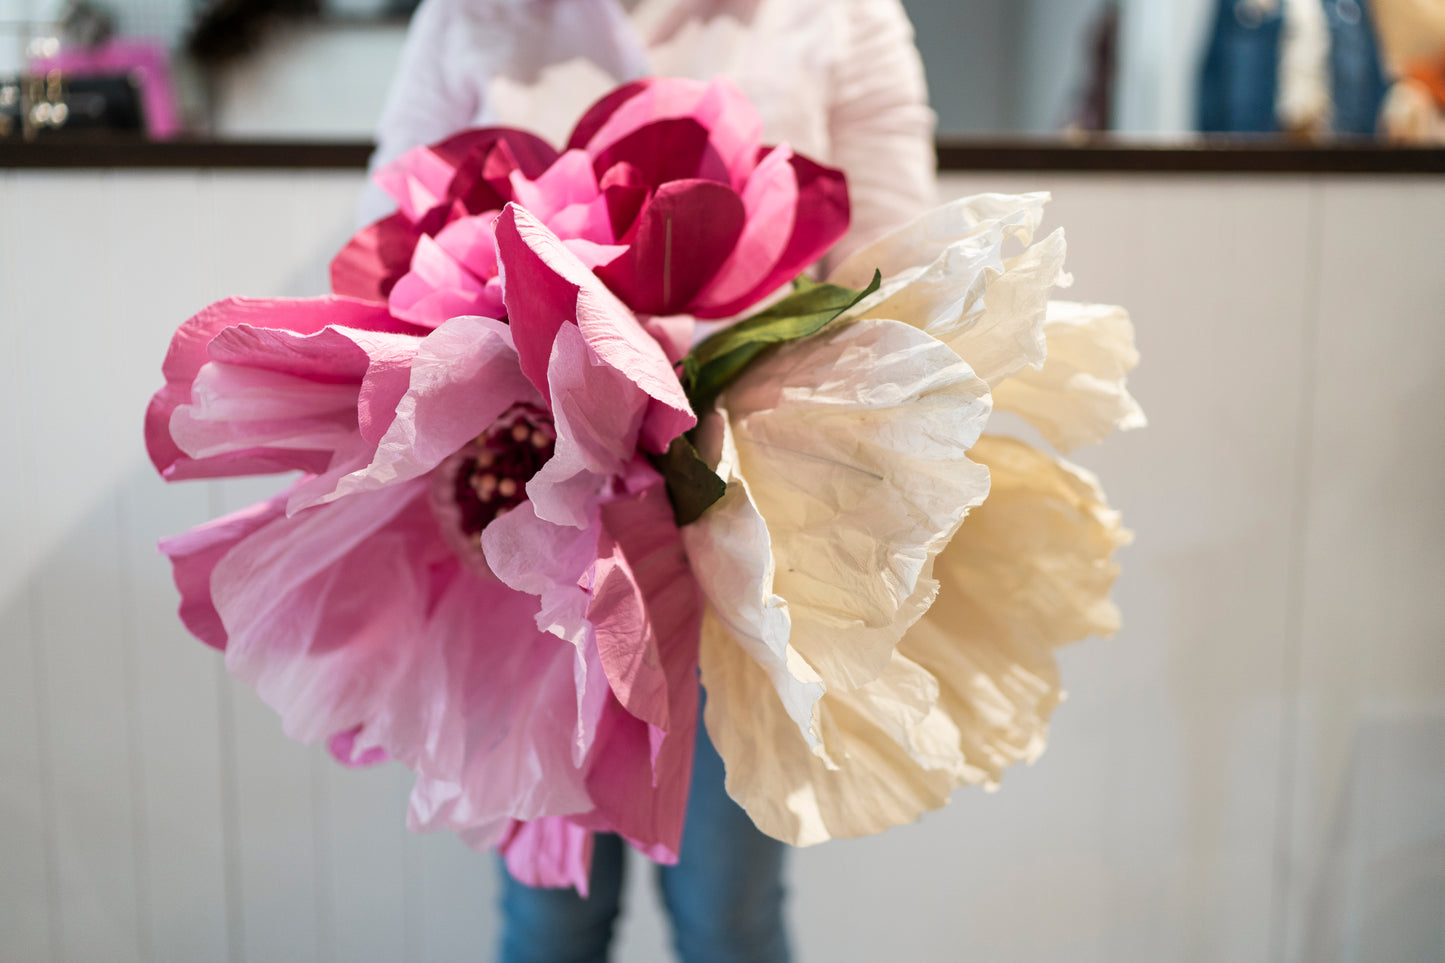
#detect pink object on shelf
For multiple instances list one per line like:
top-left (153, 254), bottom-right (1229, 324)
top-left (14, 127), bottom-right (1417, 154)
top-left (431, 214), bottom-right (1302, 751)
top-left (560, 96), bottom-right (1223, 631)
top-left (31, 37), bottom-right (181, 137)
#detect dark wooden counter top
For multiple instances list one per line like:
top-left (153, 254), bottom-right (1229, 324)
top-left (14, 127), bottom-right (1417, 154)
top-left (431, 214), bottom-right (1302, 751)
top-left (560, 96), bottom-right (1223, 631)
top-left (2, 135), bottom-right (1442, 174)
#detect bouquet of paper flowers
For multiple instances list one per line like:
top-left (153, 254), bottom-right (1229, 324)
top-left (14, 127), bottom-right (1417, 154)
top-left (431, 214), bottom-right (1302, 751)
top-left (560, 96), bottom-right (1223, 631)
top-left (147, 77), bottom-right (1143, 891)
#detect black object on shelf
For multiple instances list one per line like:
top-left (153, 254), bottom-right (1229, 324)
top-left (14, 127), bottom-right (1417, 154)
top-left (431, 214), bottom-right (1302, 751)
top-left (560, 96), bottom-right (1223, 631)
top-left (0, 71), bottom-right (146, 139)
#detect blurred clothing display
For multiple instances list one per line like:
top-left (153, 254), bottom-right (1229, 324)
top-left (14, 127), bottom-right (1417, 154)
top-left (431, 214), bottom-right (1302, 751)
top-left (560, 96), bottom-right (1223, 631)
top-left (29, 37), bottom-right (182, 137)
top-left (1374, 0), bottom-right (1445, 142)
top-left (1199, 0), bottom-right (1285, 133)
top-left (1380, 47), bottom-right (1445, 140)
top-left (1062, 0), bottom-right (1120, 132)
top-left (1277, 0), bottom-right (1331, 135)
top-left (1371, 0), bottom-right (1445, 70)
top-left (1198, 0), bottom-right (1391, 136)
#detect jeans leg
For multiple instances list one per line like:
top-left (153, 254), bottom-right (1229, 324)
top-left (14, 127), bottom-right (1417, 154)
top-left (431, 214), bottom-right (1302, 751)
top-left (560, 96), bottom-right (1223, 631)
top-left (656, 708), bottom-right (791, 963)
top-left (496, 833), bottom-right (626, 963)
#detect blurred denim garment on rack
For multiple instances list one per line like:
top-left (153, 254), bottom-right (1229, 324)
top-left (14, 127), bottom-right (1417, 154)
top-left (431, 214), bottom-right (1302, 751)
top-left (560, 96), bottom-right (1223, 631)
top-left (1198, 0), bottom-right (1390, 135)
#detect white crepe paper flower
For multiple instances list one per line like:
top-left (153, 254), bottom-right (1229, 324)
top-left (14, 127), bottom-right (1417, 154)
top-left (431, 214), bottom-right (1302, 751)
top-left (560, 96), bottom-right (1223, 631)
top-left (684, 193), bottom-right (1144, 845)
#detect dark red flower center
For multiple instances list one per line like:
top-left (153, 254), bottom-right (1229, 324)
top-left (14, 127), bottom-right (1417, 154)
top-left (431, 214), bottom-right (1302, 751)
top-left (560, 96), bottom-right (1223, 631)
top-left (445, 404), bottom-right (556, 544)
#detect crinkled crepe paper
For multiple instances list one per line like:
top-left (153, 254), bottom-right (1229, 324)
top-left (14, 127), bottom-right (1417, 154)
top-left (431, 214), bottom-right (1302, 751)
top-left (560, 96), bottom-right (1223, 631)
top-left (700, 433), bottom-right (1132, 844)
top-left (683, 316), bottom-right (991, 771)
top-left (992, 301), bottom-right (1147, 453)
top-left (830, 192), bottom-right (1065, 388)
top-left (897, 435), bottom-right (1131, 786)
top-left (691, 192), bottom-right (1144, 846)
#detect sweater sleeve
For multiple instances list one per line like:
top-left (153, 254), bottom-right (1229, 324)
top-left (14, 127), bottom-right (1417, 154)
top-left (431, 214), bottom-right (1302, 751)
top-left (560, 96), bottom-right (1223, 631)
top-left (359, 0), bottom-right (490, 224)
top-left (824, 0), bottom-right (937, 268)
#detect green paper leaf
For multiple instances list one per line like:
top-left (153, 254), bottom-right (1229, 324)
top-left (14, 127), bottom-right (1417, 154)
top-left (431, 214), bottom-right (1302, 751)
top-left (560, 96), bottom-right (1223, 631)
top-left (681, 270), bottom-right (882, 410)
top-left (649, 434), bottom-right (728, 526)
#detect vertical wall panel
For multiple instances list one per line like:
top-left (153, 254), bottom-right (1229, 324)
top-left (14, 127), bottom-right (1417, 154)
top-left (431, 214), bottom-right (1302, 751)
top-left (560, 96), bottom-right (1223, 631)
top-left (277, 169), bottom-right (423, 963)
top-left (106, 172), bottom-right (233, 963)
top-left (10, 173), bottom-right (144, 963)
top-left (0, 171), bottom-right (59, 963)
top-left (3, 168), bottom-right (1441, 963)
top-left (1284, 178), bottom-right (1445, 962)
top-left (792, 174), bottom-right (1312, 963)
top-left (1039, 175), bottom-right (1309, 963)
top-left (413, 833), bottom-right (501, 963)
top-left (205, 173), bottom-right (333, 963)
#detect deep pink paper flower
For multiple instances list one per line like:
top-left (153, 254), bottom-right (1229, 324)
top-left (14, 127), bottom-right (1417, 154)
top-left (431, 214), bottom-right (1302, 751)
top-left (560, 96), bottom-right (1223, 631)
top-left (569, 77), bottom-right (851, 318)
top-left (332, 77), bottom-right (849, 332)
top-left (330, 127), bottom-right (558, 314)
top-left (150, 206), bottom-right (703, 891)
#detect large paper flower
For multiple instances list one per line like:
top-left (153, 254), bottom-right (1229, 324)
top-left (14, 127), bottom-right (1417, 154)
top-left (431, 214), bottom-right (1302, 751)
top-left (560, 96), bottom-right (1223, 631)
top-left (684, 193), bottom-right (1144, 844)
top-left (332, 77), bottom-right (849, 332)
top-left (149, 205), bottom-right (703, 892)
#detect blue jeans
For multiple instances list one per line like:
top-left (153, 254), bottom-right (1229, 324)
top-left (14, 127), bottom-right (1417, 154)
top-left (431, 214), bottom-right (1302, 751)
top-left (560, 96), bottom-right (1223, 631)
top-left (496, 710), bottom-right (791, 963)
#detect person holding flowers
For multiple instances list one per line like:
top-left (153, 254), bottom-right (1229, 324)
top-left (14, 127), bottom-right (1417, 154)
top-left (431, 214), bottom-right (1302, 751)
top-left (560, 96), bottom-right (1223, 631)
top-left (146, 3), bottom-right (1143, 962)
top-left (353, 2), bottom-right (940, 960)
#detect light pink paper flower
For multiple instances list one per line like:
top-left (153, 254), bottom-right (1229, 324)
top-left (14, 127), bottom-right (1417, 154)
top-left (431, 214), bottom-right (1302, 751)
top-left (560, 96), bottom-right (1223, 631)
top-left (332, 77), bottom-right (849, 337)
top-left (151, 205), bottom-right (702, 892)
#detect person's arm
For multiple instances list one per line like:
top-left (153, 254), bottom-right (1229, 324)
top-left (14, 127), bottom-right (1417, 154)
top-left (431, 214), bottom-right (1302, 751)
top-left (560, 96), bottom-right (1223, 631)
top-left (824, 0), bottom-right (937, 268)
top-left (359, 0), bottom-right (492, 223)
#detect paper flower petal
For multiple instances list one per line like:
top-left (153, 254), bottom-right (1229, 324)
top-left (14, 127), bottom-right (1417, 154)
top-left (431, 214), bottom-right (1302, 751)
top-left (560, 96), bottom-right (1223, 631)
top-left (699, 616), bottom-right (962, 845)
top-left (166, 325), bottom-right (420, 485)
top-left (496, 204), bottom-right (695, 454)
top-left (829, 193), bottom-right (1065, 386)
top-left (508, 149), bottom-right (603, 226)
top-left (691, 149), bottom-right (850, 320)
top-left (992, 301), bottom-right (1147, 453)
top-left (398, 573), bottom-right (605, 827)
top-left (485, 478), bottom-right (702, 872)
top-left (482, 496), bottom-right (599, 648)
top-left (524, 322), bottom-right (647, 529)
top-left (316, 315), bottom-right (540, 508)
top-left (594, 179), bottom-right (747, 317)
top-left (680, 412), bottom-right (824, 750)
top-left (216, 480), bottom-right (436, 747)
top-left (897, 434), bottom-right (1131, 785)
top-left (688, 145), bottom-right (799, 314)
top-left (588, 487), bottom-right (676, 732)
top-left (498, 817), bottom-right (596, 895)
top-left (159, 489), bottom-right (290, 650)
top-left (330, 210), bottom-right (431, 303)
top-left (388, 231), bottom-right (503, 327)
top-left (570, 78), bottom-right (763, 191)
top-left (579, 479), bottom-right (702, 859)
top-left (375, 127), bottom-right (558, 223)
top-left (715, 317), bottom-right (992, 691)
top-left (146, 296), bottom-right (415, 480)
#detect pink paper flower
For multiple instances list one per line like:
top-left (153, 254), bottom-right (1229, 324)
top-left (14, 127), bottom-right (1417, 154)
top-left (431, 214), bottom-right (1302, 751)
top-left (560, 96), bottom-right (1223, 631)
top-left (332, 77), bottom-right (849, 333)
top-left (567, 77), bottom-right (850, 318)
top-left (150, 205), bottom-right (703, 892)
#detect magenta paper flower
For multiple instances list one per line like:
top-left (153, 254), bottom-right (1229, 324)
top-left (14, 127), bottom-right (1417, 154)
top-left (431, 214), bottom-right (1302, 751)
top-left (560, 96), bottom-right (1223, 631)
top-left (332, 77), bottom-right (849, 335)
top-left (148, 205), bottom-right (704, 892)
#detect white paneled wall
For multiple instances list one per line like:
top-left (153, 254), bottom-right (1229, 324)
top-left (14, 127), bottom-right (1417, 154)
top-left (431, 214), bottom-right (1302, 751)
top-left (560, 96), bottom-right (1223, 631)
top-left (1, 169), bottom-right (1441, 963)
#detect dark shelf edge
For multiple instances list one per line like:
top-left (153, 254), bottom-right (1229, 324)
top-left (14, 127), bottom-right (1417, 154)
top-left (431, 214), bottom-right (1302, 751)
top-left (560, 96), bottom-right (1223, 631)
top-left (2, 137), bottom-right (1442, 174)
top-left (935, 139), bottom-right (1445, 174)
top-left (0, 139), bottom-right (376, 169)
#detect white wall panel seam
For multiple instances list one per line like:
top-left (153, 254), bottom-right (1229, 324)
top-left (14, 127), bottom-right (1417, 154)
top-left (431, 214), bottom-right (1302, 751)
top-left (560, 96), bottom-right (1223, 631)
top-left (14, 182), bottom-right (65, 963)
top-left (1, 167), bottom-right (62, 963)
top-left (204, 170), bottom-right (249, 963)
top-left (313, 751), bottom-right (335, 963)
top-left (105, 168), bottom-right (156, 963)
top-left (1266, 176), bottom-right (1327, 963)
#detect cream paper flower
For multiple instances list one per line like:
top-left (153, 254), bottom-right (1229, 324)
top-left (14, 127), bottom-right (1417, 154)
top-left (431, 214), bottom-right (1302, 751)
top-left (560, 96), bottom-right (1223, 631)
top-left (684, 193), bottom-right (1143, 845)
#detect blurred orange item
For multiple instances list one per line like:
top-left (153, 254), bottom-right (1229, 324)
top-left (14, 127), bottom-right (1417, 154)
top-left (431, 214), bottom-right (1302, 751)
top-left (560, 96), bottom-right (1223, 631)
top-left (1403, 48), bottom-right (1445, 108)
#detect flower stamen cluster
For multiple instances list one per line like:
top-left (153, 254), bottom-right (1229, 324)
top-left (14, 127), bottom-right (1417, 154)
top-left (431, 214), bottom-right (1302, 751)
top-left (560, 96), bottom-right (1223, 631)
top-left (452, 405), bottom-right (557, 538)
